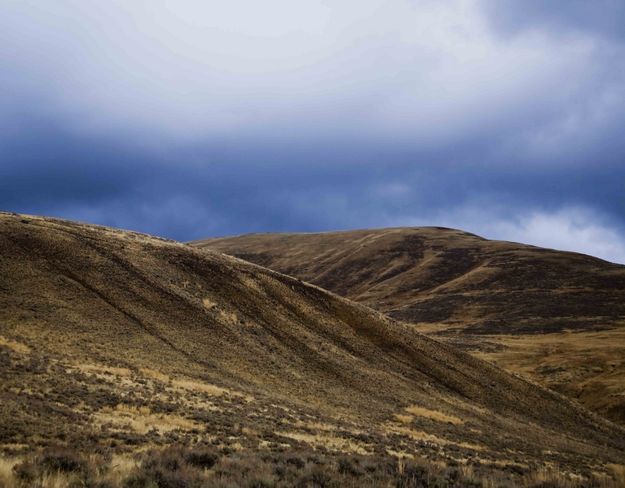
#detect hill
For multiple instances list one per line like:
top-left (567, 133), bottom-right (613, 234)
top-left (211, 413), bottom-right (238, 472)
top-left (1, 213), bottom-right (625, 485)
top-left (193, 228), bottom-right (625, 425)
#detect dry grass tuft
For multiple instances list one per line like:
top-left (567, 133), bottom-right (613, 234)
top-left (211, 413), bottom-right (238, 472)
top-left (94, 404), bottom-right (199, 434)
top-left (0, 457), bottom-right (18, 487)
top-left (279, 431), bottom-right (371, 455)
top-left (0, 336), bottom-right (30, 354)
top-left (404, 405), bottom-right (464, 425)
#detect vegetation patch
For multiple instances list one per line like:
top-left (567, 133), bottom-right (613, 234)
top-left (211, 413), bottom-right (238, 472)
top-left (2, 445), bottom-right (623, 488)
top-left (404, 406), bottom-right (464, 426)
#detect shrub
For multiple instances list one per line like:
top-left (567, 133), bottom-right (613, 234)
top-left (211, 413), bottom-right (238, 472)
top-left (39, 448), bottom-right (90, 473)
top-left (247, 477), bottom-right (276, 488)
top-left (337, 457), bottom-right (361, 477)
top-left (13, 447), bottom-right (96, 483)
top-left (7, 444), bottom-right (622, 488)
top-left (124, 448), bottom-right (206, 488)
top-left (123, 468), bottom-right (201, 488)
top-left (395, 462), bottom-right (429, 488)
top-left (285, 456), bottom-right (306, 469)
top-left (296, 466), bottom-right (332, 488)
top-left (184, 447), bottom-right (219, 469)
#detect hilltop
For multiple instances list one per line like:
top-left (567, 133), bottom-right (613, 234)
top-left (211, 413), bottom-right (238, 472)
top-left (1, 213), bottom-right (624, 485)
top-left (193, 227), bottom-right (625, 424)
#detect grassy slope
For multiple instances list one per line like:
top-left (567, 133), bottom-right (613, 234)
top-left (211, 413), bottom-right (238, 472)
top-left (193, 228), bottom-right (625, 424)
top-left (1, 213), bottom-right (624, 477)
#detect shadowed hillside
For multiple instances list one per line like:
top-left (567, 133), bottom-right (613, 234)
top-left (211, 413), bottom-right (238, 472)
top-left (193, 228), bottom-right (625, 424)
top-left (2, 212), bottom-right (625, 484)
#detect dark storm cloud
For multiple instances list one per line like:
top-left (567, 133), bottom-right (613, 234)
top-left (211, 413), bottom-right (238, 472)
top-left (2, 1), bottom-right (625, 262)
top-left (3, 116), bottom-right (625, 243)
top-left (1, 128), bottom-right (139, 208)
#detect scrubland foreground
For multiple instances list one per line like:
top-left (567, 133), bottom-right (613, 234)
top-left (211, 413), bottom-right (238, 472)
top-left (194, 228), bottom-right (625, 425)
top-left (1, 212), bottom-right (625, 487)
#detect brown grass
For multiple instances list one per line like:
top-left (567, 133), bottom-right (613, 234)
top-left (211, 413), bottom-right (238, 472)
top-left (279, 431), bottom-right (371, 455)
top-left (0, 336), bottom-right (30, 354)
top-left (93, 404), bottom-right (200, 434)
top-left (194, 227), bottom-right (625, 425)
top-left (404, 405), bottom-right (464, 425)
top-left (2, 446), bottom-right (624, 488)
top-left (0, 457), bottom-right (18, 487)
top-left (1, 212), bottom-right (625, 478)
top-left (471, 328), bottom-right (625, 424)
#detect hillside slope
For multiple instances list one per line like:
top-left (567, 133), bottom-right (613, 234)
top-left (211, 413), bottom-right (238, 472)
top-left (1, 213), bottom-right (625, 477)
top-left (194, 228), bottom-right (625, 334)
top-left (193, 228), bottom-right (625, 424)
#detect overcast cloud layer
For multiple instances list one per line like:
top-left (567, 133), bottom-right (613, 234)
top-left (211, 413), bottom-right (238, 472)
top-left (2, 0), bottom-right (625, 263)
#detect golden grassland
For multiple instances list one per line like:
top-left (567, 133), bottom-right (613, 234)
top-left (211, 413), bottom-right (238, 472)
top-left (194, 228), bottom-right (625, 425)
top-left (2, 213), bottom-right (625, 487)
top-left (465, 327), bottom-right (625, 425)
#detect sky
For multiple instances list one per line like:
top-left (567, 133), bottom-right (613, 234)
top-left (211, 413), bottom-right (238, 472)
top-left (1, 0), bottom-right (625, 263)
